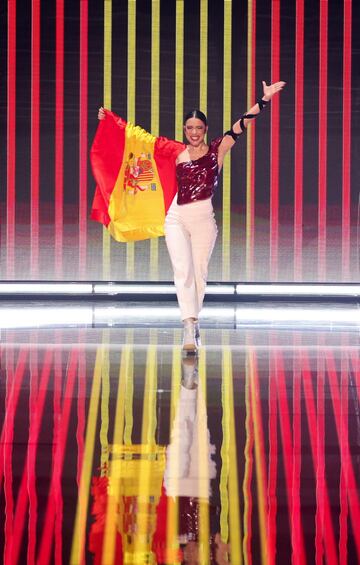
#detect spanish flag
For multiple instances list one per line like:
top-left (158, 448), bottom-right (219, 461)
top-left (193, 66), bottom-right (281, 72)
top-left (90, 110), bottom-right (185, 242)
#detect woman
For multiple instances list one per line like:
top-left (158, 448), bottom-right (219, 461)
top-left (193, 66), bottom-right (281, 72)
top-left (98, 80), bottom-right (285, 352)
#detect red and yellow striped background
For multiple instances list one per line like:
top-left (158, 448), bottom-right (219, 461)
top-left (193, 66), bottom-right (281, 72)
top-left (1, 1), bottom-right (357, 282)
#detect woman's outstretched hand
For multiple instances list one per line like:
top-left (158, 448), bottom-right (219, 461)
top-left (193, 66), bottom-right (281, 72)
top-left (98, 107), bottom-right (106, 120)
top-left (262, 80), bottom-right (286, 101)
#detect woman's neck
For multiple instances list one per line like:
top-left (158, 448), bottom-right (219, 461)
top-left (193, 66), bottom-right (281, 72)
top-left (188, 142), bottom-right (208, 157)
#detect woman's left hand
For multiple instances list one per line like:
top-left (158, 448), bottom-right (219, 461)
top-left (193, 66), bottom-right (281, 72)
top-left (262, 80), bottom-right (286, 101)
top-left (98, 107), bottom-right (106, 120)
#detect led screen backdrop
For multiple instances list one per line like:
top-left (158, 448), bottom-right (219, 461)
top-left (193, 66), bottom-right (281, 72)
top-left (0, 0), bottom-right (359, 282)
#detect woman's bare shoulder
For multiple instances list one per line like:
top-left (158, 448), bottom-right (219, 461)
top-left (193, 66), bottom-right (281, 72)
top-left (176, 147), bottom-right (191, 164)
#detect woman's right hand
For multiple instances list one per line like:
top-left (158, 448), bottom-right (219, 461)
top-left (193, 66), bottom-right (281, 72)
top-left (98, 107), bottom-right (106, 120)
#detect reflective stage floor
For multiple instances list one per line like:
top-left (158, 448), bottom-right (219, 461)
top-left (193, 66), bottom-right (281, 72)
top-left (0, 302), bottom-right (359, 564)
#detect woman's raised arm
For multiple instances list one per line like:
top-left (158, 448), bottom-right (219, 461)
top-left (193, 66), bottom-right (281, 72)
top-left (218, 80), bottom-right (286, 166)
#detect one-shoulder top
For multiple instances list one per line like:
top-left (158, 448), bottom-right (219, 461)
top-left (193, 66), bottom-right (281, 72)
top-left (176, 136), bottom-right (223, 205)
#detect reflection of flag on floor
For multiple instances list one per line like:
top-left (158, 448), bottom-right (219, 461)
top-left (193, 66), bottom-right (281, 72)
top-left (90, 110), bottom-right (185, 242)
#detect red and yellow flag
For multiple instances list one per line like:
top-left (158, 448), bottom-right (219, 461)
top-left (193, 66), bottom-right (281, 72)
top-left (90, 110), bottom-right (185, 242)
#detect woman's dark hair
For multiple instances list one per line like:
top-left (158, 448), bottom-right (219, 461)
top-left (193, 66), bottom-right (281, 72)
top-left (183, 109), bottom-right (207, 126)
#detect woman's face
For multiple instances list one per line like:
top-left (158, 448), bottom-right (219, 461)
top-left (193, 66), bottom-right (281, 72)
top-left (184, 117), bottom-right (207, 147)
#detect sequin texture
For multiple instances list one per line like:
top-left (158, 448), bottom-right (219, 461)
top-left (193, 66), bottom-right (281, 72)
top-left (176, 136), bottom-right (223, 205)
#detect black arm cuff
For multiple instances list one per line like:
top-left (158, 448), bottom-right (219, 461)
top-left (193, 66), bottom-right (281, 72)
top-left (239, 113), bottom-right (257, 132)
top-left (257, 97), bottom-right (269, 111)
top-left (224, 127), bottom-right (241, 141)
top-left (237, 98), bottom-right (270, 133)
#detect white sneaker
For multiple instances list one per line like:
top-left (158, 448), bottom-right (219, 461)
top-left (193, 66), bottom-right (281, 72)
top-left (182, 319), bottom-right (197, 353)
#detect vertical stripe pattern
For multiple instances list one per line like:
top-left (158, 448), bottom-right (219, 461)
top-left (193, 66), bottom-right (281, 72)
top-left (30, 0), bottom-right (40, 277)
top-left (318, 0), bottom-right (328, 280)
top-left (270, 0), bottom-right (280, 280)
top-left (70, 347), bottom-right (103, 564)
top-left (294, 0), bottom-right (304, 280)
top-left (102, 0), bottom-right (112, 279)
top-left (199, 0), bottom-right (208, 114)
top-left (246, 0), bottom-right (256, 280)
top-left (150, 0), bottom-right (160, 280)
top-left (79, 1), bottom-right (88, 277)
top-left (126, 0), bottom-right (136, 280)
top-left (175, 1), bottom-right (184, 141)
top-left (1, 1), bottom-right (357, 283)
top-left (55, 0), bottom-right (64, 277)
top-left (341, 1), bottom-right (352, 280)
top-left (222, 0), bottom-right (232, 280)
top-left (6, 1), bottom-right (16, 277)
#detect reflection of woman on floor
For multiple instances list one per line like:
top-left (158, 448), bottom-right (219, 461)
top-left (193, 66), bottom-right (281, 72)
top-left (88, 356), bottom-right (230, 564)
top-left (162, 356), bottom-right (230, 564)
top-left (98, 81), bottom-right (285, 353)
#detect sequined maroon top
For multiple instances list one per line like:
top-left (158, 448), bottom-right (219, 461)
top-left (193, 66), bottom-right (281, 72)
top-left (176, 136), bottom-right (223, 205)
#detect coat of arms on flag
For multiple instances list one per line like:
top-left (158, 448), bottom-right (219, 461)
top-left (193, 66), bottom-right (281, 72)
top-left (123, 152), bottom-right (156, 195)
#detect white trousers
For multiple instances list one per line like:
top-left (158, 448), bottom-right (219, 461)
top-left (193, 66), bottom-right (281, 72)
top-left (165, 197), bottom-right (217, 320)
